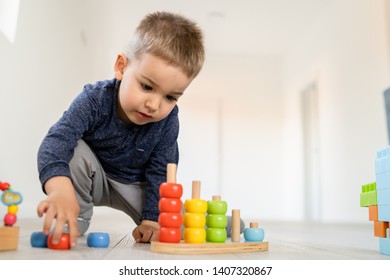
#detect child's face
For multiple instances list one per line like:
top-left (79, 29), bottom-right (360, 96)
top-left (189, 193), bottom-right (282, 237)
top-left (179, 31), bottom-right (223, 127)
top-left (114, 53), bottom-right (192, 125)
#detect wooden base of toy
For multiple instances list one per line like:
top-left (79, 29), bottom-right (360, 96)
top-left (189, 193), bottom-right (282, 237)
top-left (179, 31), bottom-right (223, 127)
top-left (151, 240), bottom-right (269, 254)
top-left (0, 226), bottom-right (19, 251)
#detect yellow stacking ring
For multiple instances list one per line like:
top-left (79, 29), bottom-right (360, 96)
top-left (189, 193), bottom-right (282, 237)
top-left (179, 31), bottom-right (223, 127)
top-left (183, 213), bottom-right (206, 228)
top-left (184, 228), bottom-right (206, 243)
top-left (184, 199), bottom-right (207, 214)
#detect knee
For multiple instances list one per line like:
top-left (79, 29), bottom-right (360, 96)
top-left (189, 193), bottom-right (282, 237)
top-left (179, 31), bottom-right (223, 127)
top-left (69, 140), bottom-right (95, 174)
top-left (77, 216), bottom-right (91, 235)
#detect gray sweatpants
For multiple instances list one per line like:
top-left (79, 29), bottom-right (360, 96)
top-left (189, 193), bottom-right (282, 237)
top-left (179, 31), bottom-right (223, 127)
top-left (69, 140), bottom-right (146, 234)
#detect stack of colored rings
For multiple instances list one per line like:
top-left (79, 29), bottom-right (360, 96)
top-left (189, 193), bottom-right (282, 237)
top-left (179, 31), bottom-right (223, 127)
top-left (158, 164), bottom-right (183, 243)
top-left (206, 195), bottom-right (228, 242)
top-left (183, 181), bottom-right (207, 243)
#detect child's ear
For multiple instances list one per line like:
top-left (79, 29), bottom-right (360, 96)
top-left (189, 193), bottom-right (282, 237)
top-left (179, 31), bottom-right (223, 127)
top-left (114, 53), bottom-right (128, 80)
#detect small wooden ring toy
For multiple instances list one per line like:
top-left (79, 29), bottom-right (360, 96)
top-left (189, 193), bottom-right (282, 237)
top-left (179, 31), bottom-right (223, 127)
top-left (184, 199), bottom-right (207, 214)
top-left (48, 233), bottom-right (70, 250)
top-left (207, 200), bottom-right (227, 214)
top-left (158, 198), bottom-right (182, 212)
top-left (183, 228), bottom-right (206, 243)
top-left (158, 212), bottom-right (183, 228)
top-left (87, 232), bottom-right (110, 248)
top-left (206, 214), bottom-right (228, 228)
top-left (183, 213), bottom-right (206, 228)
top-left (206, 228), bottom-right (227, 243)
top-left (30, 231), bottom-right (48, 248)
top-left (244, 222), bottom-right (265, 242)
top-left (159, 183), bottom-right (183, 198)
top-left (158, 227), bottom-right (182, 243)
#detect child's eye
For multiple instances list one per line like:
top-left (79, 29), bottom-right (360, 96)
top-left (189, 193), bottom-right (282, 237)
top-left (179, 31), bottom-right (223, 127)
top-left (141, 83), bottom-right (153, 91)
top-left (166, 95), bottom-right (178, 102)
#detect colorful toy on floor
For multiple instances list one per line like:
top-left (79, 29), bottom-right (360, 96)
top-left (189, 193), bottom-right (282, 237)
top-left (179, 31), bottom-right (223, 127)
top-left (0, 181), bottom-right (22, 251)
top-left (158, 163), bottom-right (183, 243)
top-left (206, 195), bottom-right (227, 243)
top-left (87, 232), bottom-right (110, 248)
top-left (244, 222), bottom-right (265, 242)
top-left (183, 181), bottom-right (207, 243)
top-left (30, 231), bottom-right (48, 248)
top-left (360, 146), bottom-right (390, 256)
top-left (151, 163), bottom-right (269, 254)
top-left (48, 233), bottom-right (70, 250)
top-left (31, 230), bottom-right (111, 249)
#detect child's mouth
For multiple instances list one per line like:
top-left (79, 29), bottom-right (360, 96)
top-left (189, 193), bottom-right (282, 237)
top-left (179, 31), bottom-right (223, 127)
top-left (138, 112), bottom-right (152, 119)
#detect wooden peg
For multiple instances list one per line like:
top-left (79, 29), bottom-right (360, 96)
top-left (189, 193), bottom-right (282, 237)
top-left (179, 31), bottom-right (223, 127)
top-left (212, 195), bottom-right (221, 201)
top-left (192, 181), bottom-right (201, 199)
top-left (166, 163), bottom-right (177, 183)
top-left (250, 222), bottom-right (258, 228)
top-left (231, 209), bottom-right (240, 242)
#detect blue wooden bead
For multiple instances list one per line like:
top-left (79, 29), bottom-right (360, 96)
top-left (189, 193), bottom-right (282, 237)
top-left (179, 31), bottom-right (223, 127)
top-left (30, 231), bottom-right (48, 248)
top-left (244, 227), bottom-right (264, 242)
top-left (87, 232), bottom-right (110, 248)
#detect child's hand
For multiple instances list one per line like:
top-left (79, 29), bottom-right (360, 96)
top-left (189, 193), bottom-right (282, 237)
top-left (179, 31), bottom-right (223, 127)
top-left (132, 220), bottom-right (160, 243)
top-left (36, 176), bottom-right (80, 248)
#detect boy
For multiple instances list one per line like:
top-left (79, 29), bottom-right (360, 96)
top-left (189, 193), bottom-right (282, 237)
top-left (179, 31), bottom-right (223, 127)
top-left (37, 11), bottom-right (205, 247)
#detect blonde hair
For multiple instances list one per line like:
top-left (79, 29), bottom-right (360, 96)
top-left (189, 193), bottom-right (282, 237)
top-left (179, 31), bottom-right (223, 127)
top-left (126, 11), bottom-right (205, 78)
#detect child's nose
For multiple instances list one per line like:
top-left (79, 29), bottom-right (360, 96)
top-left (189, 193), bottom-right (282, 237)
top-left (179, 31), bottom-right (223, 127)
top-left (145, 95), bottom-right (161, 111)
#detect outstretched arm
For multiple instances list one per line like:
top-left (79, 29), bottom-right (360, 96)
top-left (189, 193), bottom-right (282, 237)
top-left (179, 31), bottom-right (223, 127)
top-left (37, 176), bottom-right (80, 247)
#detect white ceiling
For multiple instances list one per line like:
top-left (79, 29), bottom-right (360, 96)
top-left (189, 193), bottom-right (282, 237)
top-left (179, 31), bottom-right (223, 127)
top-left (140, 0), bottom-right (335, 56)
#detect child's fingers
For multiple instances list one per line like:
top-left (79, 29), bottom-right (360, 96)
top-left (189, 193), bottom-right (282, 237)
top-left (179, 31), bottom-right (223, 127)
top-left (41, 204), bottom-right (57, 236)
top-left (36, 200), bottom-right (49, 217)
top-left (150, 230), bottom-right (158, 242)
top-left (140, 229), bottom-right (153, 243)
top-left (68, 217), bottom-right (79, 248)
top-left (133, 225), bottom-right (159, 243)
top-left (50, 215), bottom-right (66, 244)
top-left (132, 226), bottom-right (142, 243)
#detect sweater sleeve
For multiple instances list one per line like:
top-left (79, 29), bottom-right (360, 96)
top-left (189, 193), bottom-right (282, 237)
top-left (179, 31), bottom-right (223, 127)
top-left (37, 86), bottom-right (99, 189)
top-left (141, 110), bottom-right (179, 222)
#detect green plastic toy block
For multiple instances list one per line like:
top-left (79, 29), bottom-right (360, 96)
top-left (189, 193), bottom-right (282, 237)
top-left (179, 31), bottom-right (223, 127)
top-left (360, 182), bottom-right (377, 207)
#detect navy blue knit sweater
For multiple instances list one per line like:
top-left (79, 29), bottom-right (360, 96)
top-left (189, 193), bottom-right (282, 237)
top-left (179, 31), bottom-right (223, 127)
top-left (37, 79), bottom-right (179, 222)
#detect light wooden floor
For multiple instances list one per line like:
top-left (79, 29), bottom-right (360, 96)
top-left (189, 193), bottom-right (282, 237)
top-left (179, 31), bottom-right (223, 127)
top-left (0, 209), bottom-right (389, 260)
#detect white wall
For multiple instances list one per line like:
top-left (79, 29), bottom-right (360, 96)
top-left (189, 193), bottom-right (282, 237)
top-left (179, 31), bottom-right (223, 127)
top-left (178, 54), bottom-right (284, 221)
top-left (282, 0), bottom-right (390, 222)
top-left (0, 0), bottom-right (96, 218)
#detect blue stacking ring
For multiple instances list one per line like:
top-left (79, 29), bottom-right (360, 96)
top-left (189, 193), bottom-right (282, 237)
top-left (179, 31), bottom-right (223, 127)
top-left (87, 232), bottom-right (110, 248)
top-left (30, 231), bottom-right (48, 248)
top-left (244, 228), bottom-right (265, 242)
